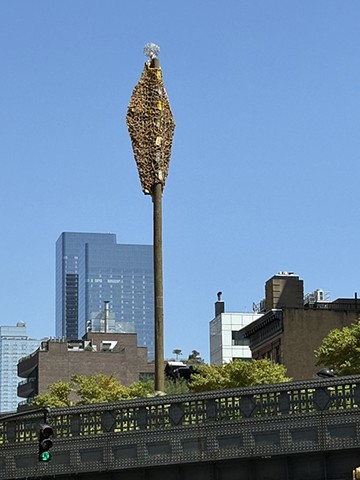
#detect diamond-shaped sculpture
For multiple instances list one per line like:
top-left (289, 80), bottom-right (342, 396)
top-left (126, 61), bottom-right (175, 195)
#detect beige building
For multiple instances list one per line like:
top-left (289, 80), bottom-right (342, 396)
top-left (17, 332), bottom-right (154, 406)
top-left (240, 273), bottom-right (360, 380)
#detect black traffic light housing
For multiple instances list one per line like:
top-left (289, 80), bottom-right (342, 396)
top-left (38, 424), bottom-right (53, 462)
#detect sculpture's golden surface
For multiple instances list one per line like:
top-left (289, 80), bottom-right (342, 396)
top-left (126, 63), bottom-right (175, 195)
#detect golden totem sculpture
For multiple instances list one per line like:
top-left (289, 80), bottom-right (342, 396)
top-left (126, 58), bottom-right (175, 195)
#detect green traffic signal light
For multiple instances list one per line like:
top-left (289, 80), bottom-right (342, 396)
top-left (38, 424), bottom-right (53, 462)
top-left (39, 451), bottom-right (52, 462)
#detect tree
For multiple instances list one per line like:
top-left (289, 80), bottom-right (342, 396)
top-left (32, 381), bottom-right (73, 408)
top-left (189, 350), bottom-right (200, 359)
top-left (172, 349), bottom-right (182, 360)
top-left (32, 374), bottom-right (191, 408)
top-left (315, 319), bottom-right (360, 375)
top-left (188, 359), bottom-right (291, 393)
top-left (187, 350), bottom-right (204, 366)
top-left (32, 374), bottom-right (154, 408)
top-left (32, 360), bottom-right (291, 407)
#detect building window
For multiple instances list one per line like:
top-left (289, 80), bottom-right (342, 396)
top-left (232, 331), bottom-right (248, 346)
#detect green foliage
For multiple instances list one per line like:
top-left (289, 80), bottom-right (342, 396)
top-left (187, 351), bottom-right (204, 367)
top-left (164, 377), bottom-right (190, 395)
top-left (188, 350), bottom-right (200, 359)
top-left (172, 349), bottom-right (182, 360)
top-left (72, 374), bottom-right (129, 404)
top-left (127, 379), bottom-right (155, 398)
top-left (188, 359), bottom-right (291, 393)
top-left (32, 373), bottom-right (154, 408)
top-left (32, 360), bottom-right (291, 407)
top-left (315, 319), bottom-right (360, 375)
top-left (32, 381), bottom-right (73, 408)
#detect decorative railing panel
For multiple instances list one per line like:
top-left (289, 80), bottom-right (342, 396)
top-left (1, 375), bottom-right (360, 479)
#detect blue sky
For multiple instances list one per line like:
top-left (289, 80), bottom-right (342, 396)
top-left (0, 1), bottom-right (359, 361)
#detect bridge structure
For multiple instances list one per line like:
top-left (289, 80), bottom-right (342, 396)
top-left (1, 375), bottom-right (360, 480)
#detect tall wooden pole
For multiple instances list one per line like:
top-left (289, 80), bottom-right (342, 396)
top-left (152, 182), bottom-right (164, 392)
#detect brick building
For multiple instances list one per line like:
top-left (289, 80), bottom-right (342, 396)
top-left (240, 273), bottom-right (360, 380)
top-left (17, 332), bottom-right (154, 406)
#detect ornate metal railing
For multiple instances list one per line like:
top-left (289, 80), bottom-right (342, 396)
top-left (14, 375), bottom-right (360, 439)
top-left (1, 375), bottom-right (360, 479)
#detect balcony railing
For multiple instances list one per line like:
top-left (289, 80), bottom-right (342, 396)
top-left (17, 378), bottom-right (36, 399)
top-left (1, 375), bottom-right (360, 480)
top-left (1, 374), bottom-right (360, 444)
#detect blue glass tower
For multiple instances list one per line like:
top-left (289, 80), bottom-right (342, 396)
top-left (0, 323), bottom-right (40, 412)
top-left (56, 233), bottom-right (154, 360)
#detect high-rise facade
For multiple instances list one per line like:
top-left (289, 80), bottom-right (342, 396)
top-left (209, 295), bottom-right (262, 365)
top-left (56, 232), bottom-right (154, 360)
top-left (18, 333), bottom-right (154, 404)
top-left (0, 323), bottom-right (40, 413)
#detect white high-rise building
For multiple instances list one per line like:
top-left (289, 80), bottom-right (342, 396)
top-left (0, 323), bottom-right (40, 413)
top-left (209, 294), bottom-right (262, 365)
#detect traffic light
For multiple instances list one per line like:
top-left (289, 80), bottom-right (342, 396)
top-left (38, 424), bottom-right (53, 462)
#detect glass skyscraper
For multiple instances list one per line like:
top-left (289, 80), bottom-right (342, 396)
top-left (0, 323), bottom-right (40, 413)
top-left (56, 232), bottom-right (154, 360)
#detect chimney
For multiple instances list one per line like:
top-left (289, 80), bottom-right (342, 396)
top-left (265, 272), bottom-right (304, 310)
top-left (104, 301), bottom-right (110, 333)
top-left (215, 291), bottom-right (225, 316)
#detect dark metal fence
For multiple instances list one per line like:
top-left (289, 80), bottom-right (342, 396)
top-left (1, 375), bottom-right (360, 479)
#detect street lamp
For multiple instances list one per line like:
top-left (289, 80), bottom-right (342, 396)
top-left (126, 43), bottom-right (175, 392)
top-left (317, 367), bottom-right (336, 378)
